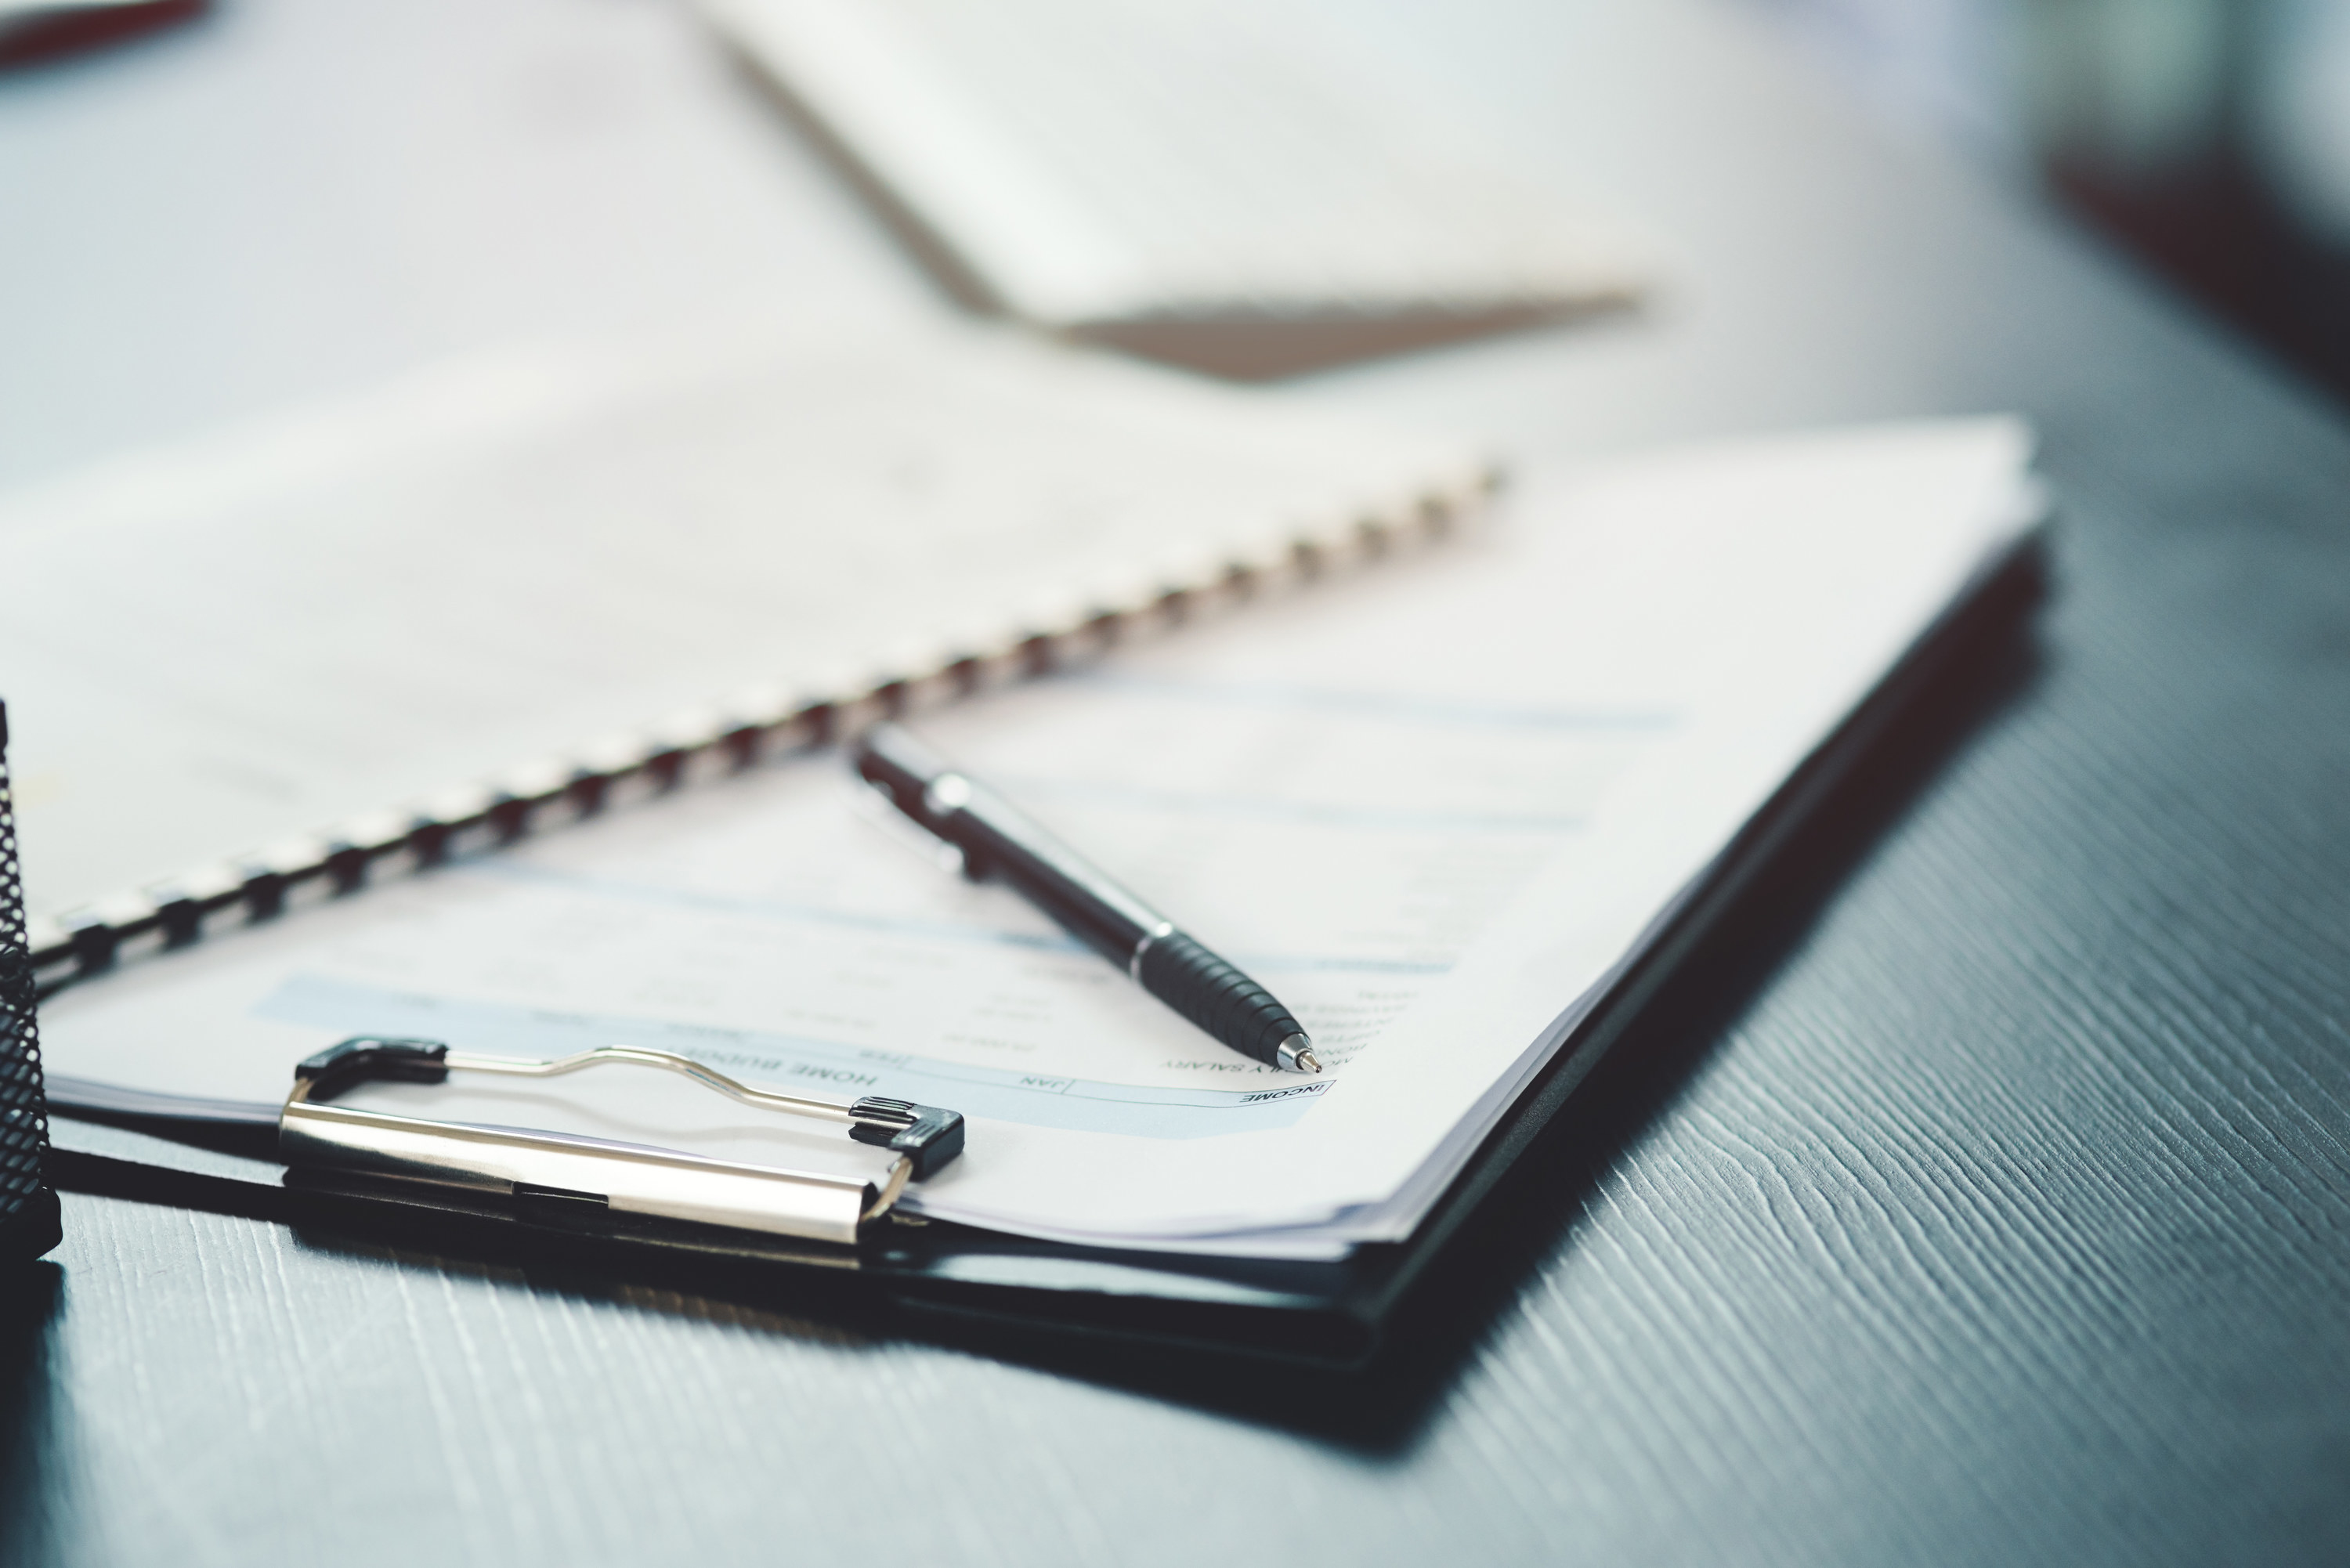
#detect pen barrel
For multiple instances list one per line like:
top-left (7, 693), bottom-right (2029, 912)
top-left (998, 854), bottom-right (1153, 964)
top-left (854, 725), bottom-right (1311, 1069)
top-left (1134, 933), bottom-right (1304, 1069)
top-left (854, 726), bottom-right (1161, 959)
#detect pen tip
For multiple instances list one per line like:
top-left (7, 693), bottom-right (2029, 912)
top-left (1275, 1034), bottom-right (1321, 1074)
top-left (1297, 1050), bottom-right (1322, 1074)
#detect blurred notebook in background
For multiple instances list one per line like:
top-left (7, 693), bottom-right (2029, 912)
top-left (700, 0), bottom-right (1651, 378)
top-left (0, 315), bottom-right (1492, 974)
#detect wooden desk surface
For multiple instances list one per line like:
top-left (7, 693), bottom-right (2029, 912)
top-left (5, 2), bottom-right (2350, 1563)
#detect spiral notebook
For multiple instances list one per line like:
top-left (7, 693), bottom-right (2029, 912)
top-left (0, 313), bottom-right (1495, 988)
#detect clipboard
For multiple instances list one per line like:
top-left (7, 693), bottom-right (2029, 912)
top-left (277, 1036), bottom-right (964, 1244)
top-left (40, 533), bottom-right (2044, 1367)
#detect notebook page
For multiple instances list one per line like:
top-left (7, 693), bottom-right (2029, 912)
top-left (0, 316), bottom-right (1486, 927)
top-left (36, 420), bottom-right (2036, 1257)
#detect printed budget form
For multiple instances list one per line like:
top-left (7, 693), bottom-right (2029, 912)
top-left (38, 418), bottom-right (2041, 1258)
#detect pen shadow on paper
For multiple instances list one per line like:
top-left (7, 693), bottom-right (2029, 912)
top-left (271, 562), bottom-right (2047, 1458)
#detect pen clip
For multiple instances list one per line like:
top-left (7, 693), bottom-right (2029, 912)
top-left (844, 775), bottom-right (969, 878)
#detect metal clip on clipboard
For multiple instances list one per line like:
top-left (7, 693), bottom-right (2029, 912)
top-left (278, 1037), bottom-right (966, 1246)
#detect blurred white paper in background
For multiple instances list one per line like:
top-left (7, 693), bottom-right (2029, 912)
top-left (701, 0), bottom-right (1652, 378)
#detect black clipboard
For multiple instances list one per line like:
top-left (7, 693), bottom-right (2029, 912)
top-left (42, 536), bottom-right (2044, 1368)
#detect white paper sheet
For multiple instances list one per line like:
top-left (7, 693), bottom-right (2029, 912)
top-left (700, 0), bottom-right (1649, 334)
top-left (34, 418), bottom-right (2039, 1258)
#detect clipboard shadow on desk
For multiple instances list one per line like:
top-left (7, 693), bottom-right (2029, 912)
top-left (42, 533), bottom-right (2046, 1431)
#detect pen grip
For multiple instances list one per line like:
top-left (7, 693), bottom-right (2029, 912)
top-left (1134, 933), bottom-right (1303, 1069)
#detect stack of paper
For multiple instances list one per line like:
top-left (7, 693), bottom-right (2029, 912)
top-left (34, 416), bottom-right (2039, 1260)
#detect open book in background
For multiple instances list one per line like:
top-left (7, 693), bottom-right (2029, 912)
top-left (38, 418), bottom-right (2042, 1268)
top-left (701, 0), bottom-right (1651, 379)
top-left (0, 315), bottom-right (1494, 979)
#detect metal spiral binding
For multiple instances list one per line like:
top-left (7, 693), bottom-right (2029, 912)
top-left (0, 702), bottom-right (57, 1238)
top-left (25, 465), bottom-right (1499, 995)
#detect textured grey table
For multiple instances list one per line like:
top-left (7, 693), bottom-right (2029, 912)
top-left (5, 2), bottom-right (2350, 1563)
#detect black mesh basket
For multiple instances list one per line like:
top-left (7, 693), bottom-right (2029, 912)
top-left (0, 702), bottom-right (60, 1260)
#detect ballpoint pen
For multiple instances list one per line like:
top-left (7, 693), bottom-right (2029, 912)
top-left (852, 723), bottom-right (1321, 1074)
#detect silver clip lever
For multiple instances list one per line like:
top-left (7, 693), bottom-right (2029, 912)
top-left (280, 1036), bottom-right (966, 1246)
